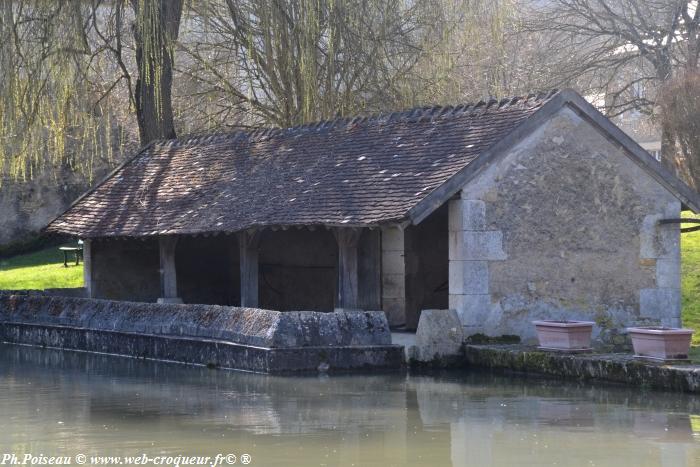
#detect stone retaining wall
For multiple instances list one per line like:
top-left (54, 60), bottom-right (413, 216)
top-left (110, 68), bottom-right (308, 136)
top-left (0, 322), bottom-right (403, 373)
top-left (0, 294), bottom-right (391, 348)
top-left (0, 295), bottom-right (401, 373)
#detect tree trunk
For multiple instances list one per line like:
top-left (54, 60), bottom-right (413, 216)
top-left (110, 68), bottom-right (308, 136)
top-left (660, 119), bottom-right (677, 172)
top-left (131, 0), bottom-right (183, 145)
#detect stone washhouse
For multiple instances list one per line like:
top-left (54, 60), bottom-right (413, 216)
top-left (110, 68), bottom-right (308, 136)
top-left (46, 89), bottom-right (700, 345)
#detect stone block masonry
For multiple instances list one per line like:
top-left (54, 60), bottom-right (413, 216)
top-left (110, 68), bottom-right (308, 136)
top-left (639, 203), bottom-right (682, 328)
top-left (448, 199), bottom-right (506, 334)
top-left (0, 294), bottom-right (403, 373)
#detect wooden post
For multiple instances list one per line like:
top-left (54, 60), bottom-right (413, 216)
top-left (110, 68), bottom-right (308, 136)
top-left (334, 228), bottom-right (361, 310)
top-left (158, 236), bottom-right (182, 304)
top-left (358, 229), bottom-right (381, 310)
top-left (238, 230), bottom-right (261, 308)
top-left (381, 226), bottom-right (407, 327)
top-left (82, 239), bottom-right (93, 298)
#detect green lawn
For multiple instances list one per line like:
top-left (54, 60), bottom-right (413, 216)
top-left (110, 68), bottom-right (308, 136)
top-left (681, 214), bottom-right (700, 345)
top-left (0, 246), bottom-right (83, 290)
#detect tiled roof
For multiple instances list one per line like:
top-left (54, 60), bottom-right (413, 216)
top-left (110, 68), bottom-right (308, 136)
top-left (47, 90), bottom-right (560, 238)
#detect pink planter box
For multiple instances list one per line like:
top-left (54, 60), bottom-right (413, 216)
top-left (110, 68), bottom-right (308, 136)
top-left (627, 327), bottom-right (694, 361)
top-left (533, 320), bottom-right (595, 351)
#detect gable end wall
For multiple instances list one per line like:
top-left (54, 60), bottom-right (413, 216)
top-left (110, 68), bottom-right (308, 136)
top-left (449, 106), bottom-right (681, 345)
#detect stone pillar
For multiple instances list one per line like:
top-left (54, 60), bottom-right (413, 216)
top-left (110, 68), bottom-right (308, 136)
top-left (334, 228), bottom-right (361, 310)
top-left (82, 239), bottom-right (94, 298)
top-left (238, 230), bottom-right (261, 308)
top-left (639, 201), bottom-right (682, 327)
top-left (157, 236), bottom-right (182, 304)
top-left (448, 197), bottom-right (506, 333)
top-left (381, 226), bottom-right (407, 326)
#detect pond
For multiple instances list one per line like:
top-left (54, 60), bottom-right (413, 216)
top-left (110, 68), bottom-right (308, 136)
top-left (0, 344), bottom-right (698, 467)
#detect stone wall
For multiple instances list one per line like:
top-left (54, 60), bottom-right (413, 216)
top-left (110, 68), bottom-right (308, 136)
top-left (464, 344), bottom-right (700, 394)
top-left (0, 288), bottom-right (86, 298)
top-left (0, 294), bottom-right (392, 348)
top-left (449, 106), bottom-right (682, 344)
top-left (0, 175), bottom-right (87, 248)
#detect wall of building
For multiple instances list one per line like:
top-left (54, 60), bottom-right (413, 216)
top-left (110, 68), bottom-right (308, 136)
top-left (449, 106), bottom-right (681, 344)
top-left (259, 229), bottom-right (338, 311)
top-left (91, 238), bottom-right (160, 302)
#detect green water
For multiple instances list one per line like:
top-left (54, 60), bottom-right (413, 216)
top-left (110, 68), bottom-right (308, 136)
top-left (0, 344), bottom-right (698, 467)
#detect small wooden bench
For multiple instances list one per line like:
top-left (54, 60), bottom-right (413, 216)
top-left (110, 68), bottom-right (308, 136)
top-left (59, 246), bottom-right (83, 267)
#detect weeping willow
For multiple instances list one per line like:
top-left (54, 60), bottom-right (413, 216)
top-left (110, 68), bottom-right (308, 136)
top-left (131, 0), bottom-right (182, 143)
top-left (0, 0), bottom-right (133, 185)
top-left (134, 0), bottom-right (165, 112)
top-left (0, 0), bottom-right (180, 184)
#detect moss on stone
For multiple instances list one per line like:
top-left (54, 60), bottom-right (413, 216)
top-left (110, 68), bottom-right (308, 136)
top-left (465, 333), bottom-right (521, 345)
top-left (463, 344), bottom-right (700, 393)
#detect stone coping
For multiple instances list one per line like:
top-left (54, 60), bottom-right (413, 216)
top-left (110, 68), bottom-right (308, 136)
top-left (0, 294), bottom-right (391, 348)
top-left (464, 344), bottom-right (700, 394)
top-left (0, 288), bottom-right (87, 298)
top-left (532, 320), bottom-right (595, 328)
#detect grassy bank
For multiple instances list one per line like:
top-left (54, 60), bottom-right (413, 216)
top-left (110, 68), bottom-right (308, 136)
top-left (681, 215), bottom-right (700, 345)
top-left (0, 246), bottom-right (83, 290)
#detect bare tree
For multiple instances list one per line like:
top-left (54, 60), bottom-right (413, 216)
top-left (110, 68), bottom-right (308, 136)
top-left (660, 71), bottom-right (700, 188)
top-left (520, 0), bottom-right (700, 180)
top-left (410, 0), bottom-right (556, 103)
top-left (178, 0), bottom-right (452, 128)
top-left (4, 0), bottom-right (625, 186)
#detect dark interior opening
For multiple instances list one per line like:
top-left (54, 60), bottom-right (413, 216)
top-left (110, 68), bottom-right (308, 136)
top-left (176, 235), bottom-right (239, 305)
top-left (404, 203), bottom-right (449, 329)
top-left (258, 229), bottom-right (337, 311)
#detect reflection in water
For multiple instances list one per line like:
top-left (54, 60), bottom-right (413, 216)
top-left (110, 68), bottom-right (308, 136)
top-left (0, 344), bottom-right (699, 466)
